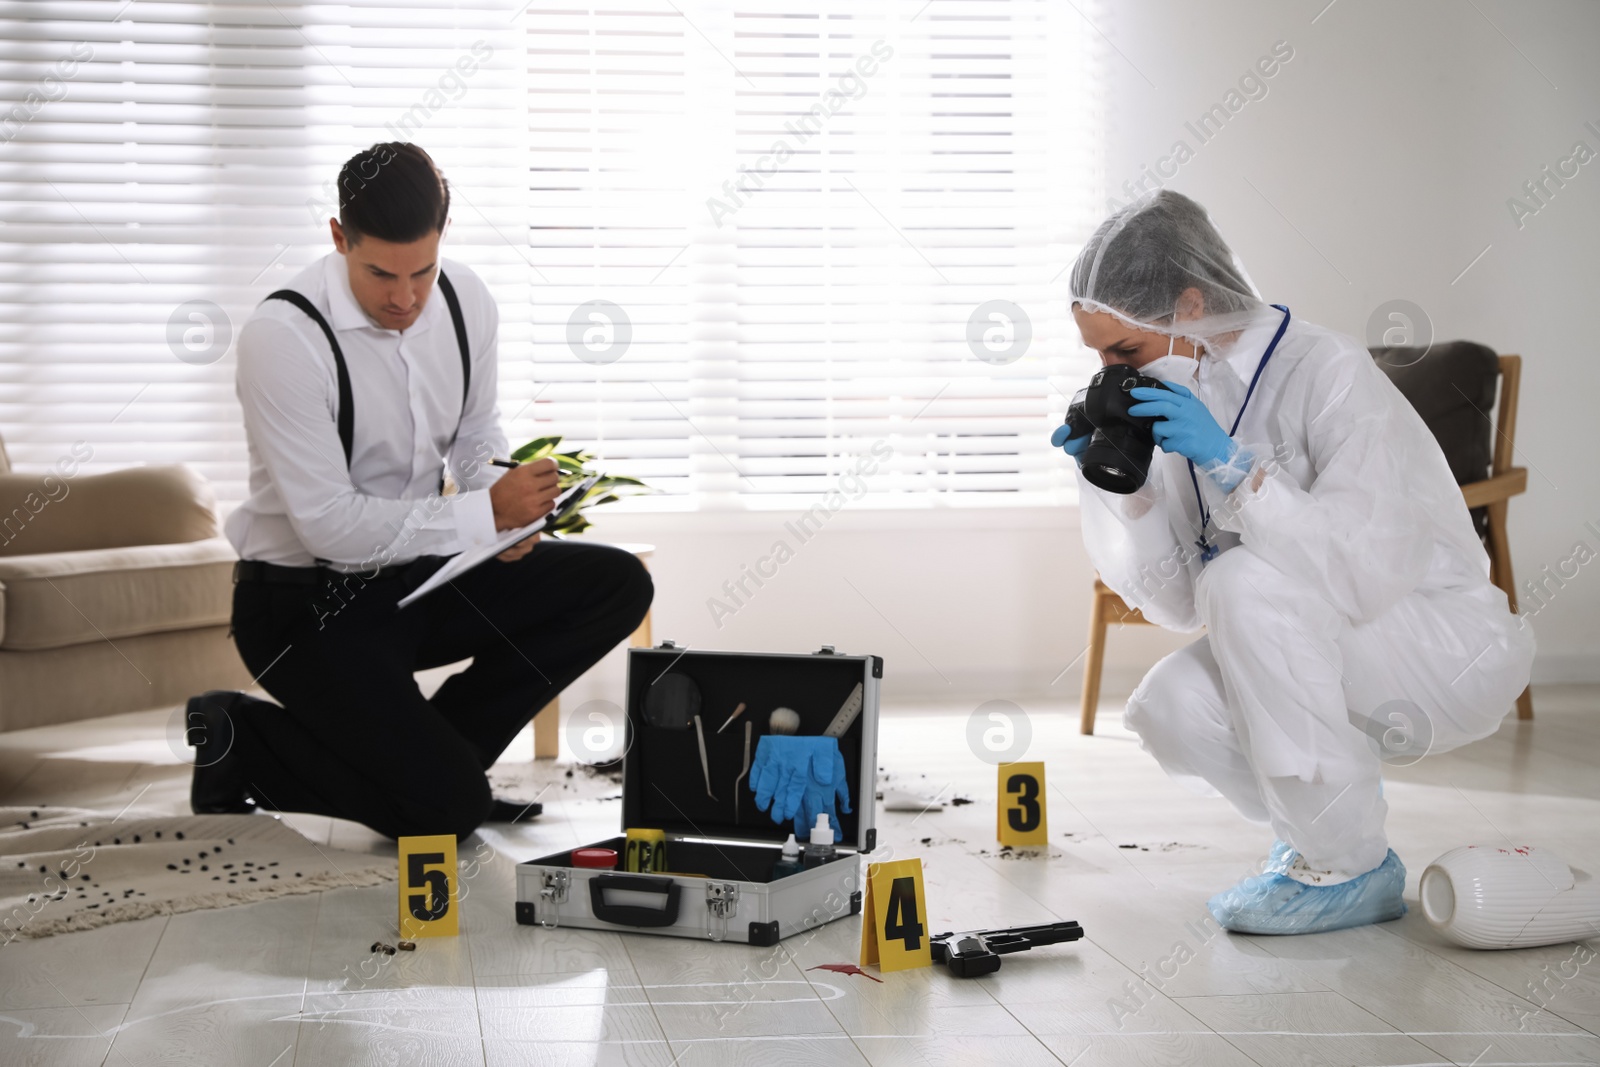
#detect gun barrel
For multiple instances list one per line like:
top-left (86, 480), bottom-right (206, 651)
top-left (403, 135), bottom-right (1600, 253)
top-left (981, 921), bottom-right (1084, 955)
top-left (932, 921), bottom-right (1084, 956)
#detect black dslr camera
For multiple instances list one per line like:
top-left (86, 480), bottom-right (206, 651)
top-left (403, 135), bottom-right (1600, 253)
top-left (1062, 364), bottom-right (1172, 494)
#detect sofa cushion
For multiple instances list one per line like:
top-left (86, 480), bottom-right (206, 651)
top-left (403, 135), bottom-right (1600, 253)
top-left (0, 463), bottom-right (217, 557)
top-left (0, 537), bottom-right (237, 651)
top-left (1368, 340), bottom-right (1500, 486)
top-left (0, 625), bottom-right (252, 732)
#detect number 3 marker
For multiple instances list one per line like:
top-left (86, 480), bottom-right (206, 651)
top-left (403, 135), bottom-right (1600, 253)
top-left (997, 762), bottom-right (1048, 847)
top-left (398, 834), bottom-right (460, 939)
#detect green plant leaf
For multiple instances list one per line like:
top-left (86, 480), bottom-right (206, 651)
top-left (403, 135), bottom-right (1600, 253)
top-left (510, 435), bottom-right (563, 462)
top-left (506, 437), bottom-right (656, 531)
top-left (593, 474), bottom-right (650, 490)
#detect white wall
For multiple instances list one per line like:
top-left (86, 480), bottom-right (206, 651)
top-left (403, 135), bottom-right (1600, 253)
top-left (557, 0), bottom-right (1600, 714)
top-left (567, 506), bottom-right (1192, 706)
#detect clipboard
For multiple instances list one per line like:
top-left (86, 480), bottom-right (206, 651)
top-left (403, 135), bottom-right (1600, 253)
top-left (396, 474), bottom-right (599, 609)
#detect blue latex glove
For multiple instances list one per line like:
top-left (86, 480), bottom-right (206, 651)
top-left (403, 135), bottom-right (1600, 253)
top-left (1207, 849), bottom-right (1407, 935)
top-left (1049, 422), bottom-right (1091, 466)
top-left (749, 735), bottom-right (851, 842)
top-left (1127, 382), bottom-right (1237, 469)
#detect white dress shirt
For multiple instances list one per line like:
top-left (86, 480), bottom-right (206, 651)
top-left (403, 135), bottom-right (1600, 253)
top-left (226, 252), bottom-right (508, 570)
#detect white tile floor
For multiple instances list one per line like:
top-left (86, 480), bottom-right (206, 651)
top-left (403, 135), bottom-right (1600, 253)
top-left (1, 686), bottom-right (1597, 1066)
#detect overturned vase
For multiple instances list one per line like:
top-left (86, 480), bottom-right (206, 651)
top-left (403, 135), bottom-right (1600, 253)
top-left (1420, 845), bottom-right (1600, 949)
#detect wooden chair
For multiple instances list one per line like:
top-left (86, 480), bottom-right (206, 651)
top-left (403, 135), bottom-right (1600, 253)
top-left (1078, 580), bottom-right (1150, 735)
top-left (1078, 354), bottom-right (1531, 734)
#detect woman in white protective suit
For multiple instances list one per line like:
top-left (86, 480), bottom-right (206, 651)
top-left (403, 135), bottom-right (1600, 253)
top-left (1053, 190), bottom-right (1535, 935)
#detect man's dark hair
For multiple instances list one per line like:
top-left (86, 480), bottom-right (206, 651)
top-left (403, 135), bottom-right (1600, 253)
top-left (337, 142), bottom-right (449, 244)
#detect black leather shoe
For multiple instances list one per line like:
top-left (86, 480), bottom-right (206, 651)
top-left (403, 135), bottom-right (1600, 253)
top-left (186, 690), bottom-right (257, 815)
top-left (485, 798), bottom-right (544, 823)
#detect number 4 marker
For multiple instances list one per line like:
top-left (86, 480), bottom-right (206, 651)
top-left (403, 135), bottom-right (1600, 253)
top-left (860, 857), bottom-right (931, 973)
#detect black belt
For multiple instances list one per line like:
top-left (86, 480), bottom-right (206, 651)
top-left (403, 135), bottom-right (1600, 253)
top-left (233, 559), bottom-right (417, 585)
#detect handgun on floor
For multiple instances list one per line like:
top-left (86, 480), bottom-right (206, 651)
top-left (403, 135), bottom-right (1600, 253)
top-left (929, 920), bottom-right (1085, 978)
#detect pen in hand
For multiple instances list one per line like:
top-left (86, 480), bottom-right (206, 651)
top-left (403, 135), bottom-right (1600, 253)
top-left (490, 458), bottom-right (520, 469)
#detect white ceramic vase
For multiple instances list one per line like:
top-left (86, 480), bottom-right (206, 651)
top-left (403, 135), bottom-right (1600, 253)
top-left (1420, 845), bottom-right (1600, 950)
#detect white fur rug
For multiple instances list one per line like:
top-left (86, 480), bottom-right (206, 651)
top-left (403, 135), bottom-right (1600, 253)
top-left (0, 805), bottom-right (395, 940)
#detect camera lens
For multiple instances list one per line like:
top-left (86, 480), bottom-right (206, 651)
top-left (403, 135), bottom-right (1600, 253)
top-left (1081, 430), bottom-right (1154, 494)
top-left (1076, 365), bottom-right (1162, 494)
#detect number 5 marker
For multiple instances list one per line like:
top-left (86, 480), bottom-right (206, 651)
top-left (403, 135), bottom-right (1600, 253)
top-left (398, 834), bottom-right (460, 939)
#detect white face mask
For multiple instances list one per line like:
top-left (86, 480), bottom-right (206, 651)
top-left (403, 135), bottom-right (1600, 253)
top-left (1138, 354), bottom-right (1198, 384)
top-left (1139, 317), bottom-right (1200, 385)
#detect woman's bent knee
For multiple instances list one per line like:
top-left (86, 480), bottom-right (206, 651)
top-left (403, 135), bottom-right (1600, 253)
top-left (1125, 643), bottom-right (1216, 739)
top-left (1195, 547), bottom-right (1281, 624)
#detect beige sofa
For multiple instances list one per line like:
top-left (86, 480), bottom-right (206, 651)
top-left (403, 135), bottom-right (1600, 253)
top-left (0, 440), bottom-right (250, 732)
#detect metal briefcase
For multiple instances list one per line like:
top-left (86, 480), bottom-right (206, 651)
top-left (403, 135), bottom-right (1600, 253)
top-left (515, 643), bottom-right (881, 945)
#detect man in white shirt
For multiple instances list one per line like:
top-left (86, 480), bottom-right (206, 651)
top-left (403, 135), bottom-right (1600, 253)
top-left (188, 143), bottom-right (653, 840)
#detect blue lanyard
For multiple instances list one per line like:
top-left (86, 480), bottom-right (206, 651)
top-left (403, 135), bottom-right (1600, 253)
top-left (1186, 304), bottom-right (1290, 562)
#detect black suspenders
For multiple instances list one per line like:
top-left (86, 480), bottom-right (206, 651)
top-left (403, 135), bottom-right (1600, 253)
top-left (263, 270), bottom-right (471, 469)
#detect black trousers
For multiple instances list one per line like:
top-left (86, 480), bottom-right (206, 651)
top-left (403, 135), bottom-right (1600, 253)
top-left (227, 539), bottom-right (653, 840)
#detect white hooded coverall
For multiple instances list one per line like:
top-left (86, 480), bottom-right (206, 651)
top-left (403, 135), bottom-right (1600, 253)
top-left (1079, 313), bottom-right (1535, 877)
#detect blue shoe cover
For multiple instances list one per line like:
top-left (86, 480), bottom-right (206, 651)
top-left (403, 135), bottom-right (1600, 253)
top-left (1207, 849), bottom-right (1407, 935)
top-left (1263, 839), bottom-right (1295, 875)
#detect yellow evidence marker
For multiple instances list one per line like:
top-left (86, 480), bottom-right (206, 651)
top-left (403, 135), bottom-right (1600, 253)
top-left (398, 834), bottom-right (459, 939)
top-left (860, 857), bottom-right (931, 973)
top-left (997, 761), bottom-right (1048, 847)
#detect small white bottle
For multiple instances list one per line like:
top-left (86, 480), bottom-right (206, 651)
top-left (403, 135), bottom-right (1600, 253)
top-left (772, 833), bottom-right (804, 879)
top-left (802, 813), bottom-right (838, 869)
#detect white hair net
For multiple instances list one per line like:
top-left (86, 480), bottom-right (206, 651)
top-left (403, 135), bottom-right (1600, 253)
top-left (1069, 190), bottom-right (1280, 348)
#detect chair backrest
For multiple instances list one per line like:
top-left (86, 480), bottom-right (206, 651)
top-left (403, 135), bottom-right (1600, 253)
top-left (1368, 341), bottom-right (1502, 486)
top-left (1490, 354), bottom-right (1521, 478)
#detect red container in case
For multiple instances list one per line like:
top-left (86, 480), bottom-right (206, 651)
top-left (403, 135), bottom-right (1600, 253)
top-left (571, 847), bottom-right (618, 870)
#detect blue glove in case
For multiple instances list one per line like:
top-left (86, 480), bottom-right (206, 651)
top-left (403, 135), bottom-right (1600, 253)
top-left (516, 643), bottom-right (881, 945)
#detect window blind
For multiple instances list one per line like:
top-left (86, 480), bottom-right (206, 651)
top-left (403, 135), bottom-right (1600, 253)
top-left (521, 0), bottom-right (1105, 508)
top-left (0, 0), bottom-right (1103, 511)
top-left (0, 1), bottom-right (527, 505)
